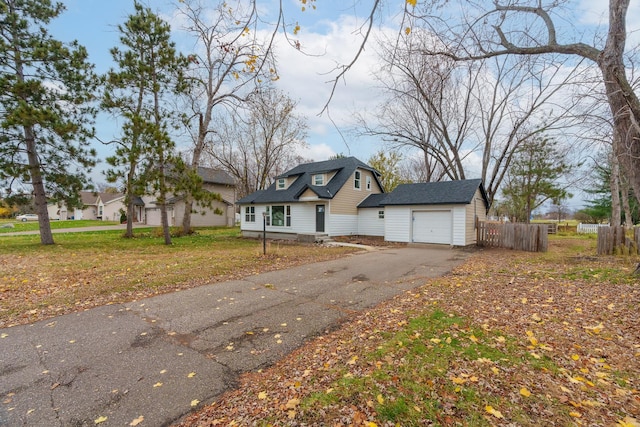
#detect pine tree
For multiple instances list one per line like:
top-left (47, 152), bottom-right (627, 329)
top-left (0, 0), bottom-right (98, 244)
top-left (102, 2), bottom-right (188, 244)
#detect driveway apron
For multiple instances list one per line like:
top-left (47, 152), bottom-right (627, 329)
top-left (0, 246), bottom-right (470, 426)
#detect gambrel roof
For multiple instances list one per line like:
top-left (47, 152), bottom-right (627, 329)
top-left (238, 157), bottom-right (383, 204)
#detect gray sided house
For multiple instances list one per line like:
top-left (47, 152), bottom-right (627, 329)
top-left (239, 157), bottom-right (490, 246)
top-left (143, 167), bottom-right (236, 227)
top-left (237, 157), bottom-right (384, 239)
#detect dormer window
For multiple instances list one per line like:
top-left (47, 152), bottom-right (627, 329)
top-left (277, 178), bottom-right (286, 190)
top-left (313, 174), bottom-right (324, 186)
top-left (354, 171), bottom-right (361, 189)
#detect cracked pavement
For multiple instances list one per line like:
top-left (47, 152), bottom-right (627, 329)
top-left (0, 246), bottom-right (470, 426)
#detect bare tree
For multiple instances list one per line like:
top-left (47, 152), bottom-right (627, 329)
top-left (205, 86), bottom-right (309, 198)
top-left (405, 0), bottom-right (640, 206)
top-left (177, 0), bottom-right (277, 233)
top-left (361, 31), bottom-right (581, 204)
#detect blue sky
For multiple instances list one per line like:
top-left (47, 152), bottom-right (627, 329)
top-left (45, 0), bottom-right (640, 212)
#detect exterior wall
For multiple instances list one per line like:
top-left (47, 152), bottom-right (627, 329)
top-left (175, 200), bottom-right (231, 227)
top-left (327, 213), bottom-right (358, 236)
top-left (357, 208), bottom-right (385, 237)
top-left (240, 203), bottom-right (316, 235)
top-left (331, 169), bottom-right (382, 215)
top-left (103, 199), bottom-right (126, 222)
top-left (464, 189), bottom-right (488, 245)
top-left (384, 206), bottom-right (412, 242)
top-left (145, 207), bottom-right (176, 226)
top-left (384, 204), bottom-right (473, 246)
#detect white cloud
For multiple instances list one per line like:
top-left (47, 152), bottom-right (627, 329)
top-left (297, 142), bottom-right (336, 160)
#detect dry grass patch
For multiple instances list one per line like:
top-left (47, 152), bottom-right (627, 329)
top-left (0, 228), bottom-right (359, 327)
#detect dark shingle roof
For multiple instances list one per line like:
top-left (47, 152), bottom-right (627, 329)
top-left (358, 193), bottom-right (387, 208)
top-left (381, 179), bottom-right (487, 207)
top-left (238, 157), bottom-right (382, 204)
top-left (197, 167), bottom-right (236, 186)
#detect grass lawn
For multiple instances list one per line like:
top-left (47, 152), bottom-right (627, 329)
top-left (0, 219), bottom-right (120, 233)
top-left (0, 227), bottom-right (358, 327)
top-left (179, 235), bottom-right (640, 427)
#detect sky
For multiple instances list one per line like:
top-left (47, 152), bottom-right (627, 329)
top-left (45, 0), bottom-right (640, 211)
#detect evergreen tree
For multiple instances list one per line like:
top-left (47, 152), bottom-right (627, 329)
top-left (0, 0), bottom-right (98, 244)
top-left (102, 2), bottom-right (188, 244)
top-left (501, 136), bottom-right (574, 223)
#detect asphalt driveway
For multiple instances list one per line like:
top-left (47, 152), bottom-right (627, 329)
top-left (0, 245), bottom-right (471, 426)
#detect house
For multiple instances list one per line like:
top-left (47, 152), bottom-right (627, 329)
top-left (237, 157), bottom-right (385, 239)
top-left (47, 191), bottom-right (126, 221)
top-left (142, 167), bottom-right (237, 227)
top-left (238, 157), bottom-right (490, 246)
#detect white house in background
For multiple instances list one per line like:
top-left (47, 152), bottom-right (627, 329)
top-left (237, 157), bottom-right (385, 239)
top-left (47, 191), bottom-right (126, 221)
top-left (142, 167), bottom-right (237, 227)
top-left (238, 157), bottom-right (490, 246)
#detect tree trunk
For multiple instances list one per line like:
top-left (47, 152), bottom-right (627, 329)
top-left (24, 124), bottom-right (54, 245)
top-left (600, 0), bottom-right (640, 205)
top-left (610, 148), bottom-right (622, 226)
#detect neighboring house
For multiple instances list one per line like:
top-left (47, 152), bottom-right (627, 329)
top-left (237, 157), bottom-right (385, 239)
top-left (143, 167), bottom-right (237, 227)
top-left (47, 191), bottom-right (126, 221)
top-left (238, 157), bottom-right (490, 246)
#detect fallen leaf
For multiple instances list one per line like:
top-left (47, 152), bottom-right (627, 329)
top-left (285, 398), bottom-right (300, 409)
top-left (191, 399), bottom-right (200, 407)
top-left (520, 387), bottom-right (531, 397)
top-left (258, 391), bottom-right (267, 400)
top-left (187, 372), bottom-right (196, 378)
top-left (129, 415), bottom-right (144, 426)
top-left (95, 416), bottom-right (108, 424)
top-left (617, 416), bottom-right (640, 427)
top-left (153, 382), bottom-right (163, 388)
top-left (377, 394), bottom-right (384, 404)
top-left (485, 405), bottom-right (504, 419)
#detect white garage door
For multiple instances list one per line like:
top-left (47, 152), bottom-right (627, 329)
top-left (412, 210), bottom-right (452, 244)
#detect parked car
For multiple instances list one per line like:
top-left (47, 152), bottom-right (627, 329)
top-left (16, 213), bottom-right (38, 222)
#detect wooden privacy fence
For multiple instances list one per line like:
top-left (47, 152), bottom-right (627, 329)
top-left (597, 226), bottom-right (640, 255)
top-left (477, 222), bottom-right (548, 252)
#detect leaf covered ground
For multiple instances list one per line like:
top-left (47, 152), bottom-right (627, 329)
top-left (177, 237), bottom-right (640, 426)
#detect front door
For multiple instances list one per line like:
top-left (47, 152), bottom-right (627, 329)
top-left (316, 205), bottom-right (325, 232)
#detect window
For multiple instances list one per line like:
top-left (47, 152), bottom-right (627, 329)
top-left (267, 205), bottom-right (291, 227)
top-left (366, 176), bottom-right (372, 190)
top-left (354, 171), bottom-right (361, 189)
top-left (378, 210), bottom-right (385, 219)
top-left (245, 206), bottom-right (255, 222)
top-left (313, 174), bottom-right (324, 186)
top-left (277, 178), bottom-right (286, 190)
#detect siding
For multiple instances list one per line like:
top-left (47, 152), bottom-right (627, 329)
top-left (328, 213), bottom-right (358, 236)
top-left (331, 169), bottom-right (382, 215)
top-left (240, 203), bottom-right (316, 235)
top-left (384, 206), bottom-right (412, 242)
top-left (358, 208), bottom-right (385, 236)
top-left (452, 207), bottom-right (466, 246)
top-left (464, 190), bottom-right (487, 245)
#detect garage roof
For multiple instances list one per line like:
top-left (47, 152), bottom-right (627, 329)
top-left (373, 179), bottom-right (489, 209)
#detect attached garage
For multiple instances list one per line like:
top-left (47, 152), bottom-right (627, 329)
top-left (412, 210), bottom-right (452, 244)
top-left (359, 179), bottom-right (490, 247)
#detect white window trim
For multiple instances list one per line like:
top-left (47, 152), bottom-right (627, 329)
top-left (366, 176), bottom-right (372, 191)
top-left (354, 170), bottom-right (361, 190)
top-left (313, 174), bottom-right (324, 186)
top-left (277, 178), bottom-right (286, 190)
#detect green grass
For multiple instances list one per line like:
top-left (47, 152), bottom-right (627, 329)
top-left (0, 219), bottom-right (119, 233)
top-left (296, 309), bottom-right (561, 426)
